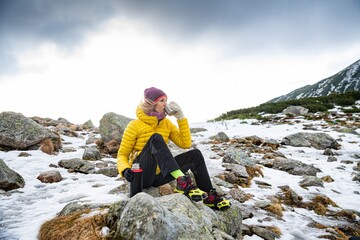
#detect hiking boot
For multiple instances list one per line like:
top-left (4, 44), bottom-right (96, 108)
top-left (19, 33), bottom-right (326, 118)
top-left (174, 175), bottom-right (206, 202)
top-left (203, 189), bottom-right (231, 210)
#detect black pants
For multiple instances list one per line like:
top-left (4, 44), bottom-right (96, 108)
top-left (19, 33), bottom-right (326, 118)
top-left (134, 133), bottom-right (213, 192)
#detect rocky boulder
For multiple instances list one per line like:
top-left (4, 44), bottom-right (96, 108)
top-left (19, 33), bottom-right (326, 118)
top-left (0, 159), bottom-right (25, 191)
top-left (0, 111), bottom-right (60, 150)
top-left (108, 192), bottom-right (242, 239)
top-left (99, 112), bottom-right (132, 143)
top-left (272, 157), bottom-right (321, 176)
top-left (281, 132), bottom-right (341, 150)
top-left (282, 106), bottom-right (309, 116)
top-left (58, 158), bottom-right (95, 174)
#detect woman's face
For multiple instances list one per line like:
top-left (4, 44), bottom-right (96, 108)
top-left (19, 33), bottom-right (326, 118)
top-left (154, 97), bottom-right (167, 113)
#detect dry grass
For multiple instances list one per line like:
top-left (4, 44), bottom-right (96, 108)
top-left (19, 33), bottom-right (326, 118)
top-left (244, 165), bottom-right (264, 188)
top-left (105, 140), bottom-right (120, 155)
top-left (39, 137), bottom-right (61, 155)
top-left (280, 188), bottom-right (303, 206)
top-left (321, 175), bottom-right (335, 183)
top-left (39, 138), bottom-right (54, 155)
top-left (319, 227), bottom-right (348, 240)
top-left (313, 195), bottom-right (338, 207)
top-left (309, 221), bottom-right (327, 229)
top-left (306, 195), bottom-right (338, 216)
top-left (38, 209), bottom-right (107, 240)
top-left (159, 184), bottom-right (173, 196)
top-left (264, 203), bottom-right (284, 217)
top-left (312, 202), bottom-right (328, 215)
top-left (246, 165), bottom-right (264, 178)
top-left (266, 226), bottom-right (282, 237)
top-left (331, 209), bottom-right (358, 222)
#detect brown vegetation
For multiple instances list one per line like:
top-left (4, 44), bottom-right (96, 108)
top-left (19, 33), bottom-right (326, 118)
top-left (267, 226), bottom-right (282, 237)
top-left (246, 165), bottom-right (264, 179)
top-left (279, 188), bottom-right (303, 206)
top-left (38, 210), bottom-right (107, 240)
top-left (95, 139), bottom-right (120, 158)
top-left (39, 137), bottom-right (62, 155)
top-left (159, 184), bottom-right (173, 196)
top-left (321, 175), bottom-right (335, 182)
top-left (264, 202), bottom-right (284, 217)
top-left (306, 195), bottom-right (338, 215)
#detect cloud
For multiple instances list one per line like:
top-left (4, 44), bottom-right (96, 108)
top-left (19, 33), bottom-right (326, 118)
top-left (2, 0), bottom-right (360, 54)
top-left (1, 1), bottom-right (360, 98)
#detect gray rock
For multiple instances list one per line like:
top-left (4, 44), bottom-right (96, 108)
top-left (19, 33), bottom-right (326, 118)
top-left (58, 202), bottom-right (111, 217)
top-left (223, 149), bottom-right (256, 166)
top-left (82, 147), bottom-right (102, 160)
top-left (282, 106), bottom-right (309, 116)
top-left (327, 156), bottom-right (337, 162)
top-left (82, 120), bottom-right (95, 129)
top-left (96, 166), bottom-right (119, 177)
top-left (0, 111), bottom-right (59, 149)
top-left (0, 159), bottom-right (25, 191)
top-left (281, 132), bottom-right (341, 150)
top-left (190, 128), bottom-right (207, 134)
top-left (37, 170), bottom-right (63, 183)
top-left (251, 225), bottom-right (281, 240)
top-left (210, 131), bottom-right (230, 142)
top-left (99, 112), bottom-right (132, 142)
top-left (272, 157), bottom-right (321, 176)
top-left (222, 163), bottom-right (249, 179)
top-left (323, 148), bottom-right (335, 156)
top-left (109, 192), bottom-right (242, 240)
top-left (352, 172), bottom-right (360, 182)
top-left (299, 176), bottom-right (324, 188)
top-left (58, 158), bottom-right (95, 174)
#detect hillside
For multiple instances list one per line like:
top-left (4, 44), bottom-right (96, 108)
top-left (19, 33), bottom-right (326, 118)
top-left (215, 91), bottom-right (360, 121)
top-left (269, 59), bottom-right (360, 102)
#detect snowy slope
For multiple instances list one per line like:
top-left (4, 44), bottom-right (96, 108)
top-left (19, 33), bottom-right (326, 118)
top-left (1, 116), bottom-right (359, 240)
top-left (270, 59), bottom-right (360, 102)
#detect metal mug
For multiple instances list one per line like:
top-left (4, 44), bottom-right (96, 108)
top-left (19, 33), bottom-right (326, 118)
top-left (165, 105), bottom-right (177, 116)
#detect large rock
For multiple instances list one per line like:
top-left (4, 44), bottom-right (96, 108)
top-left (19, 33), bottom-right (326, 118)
top-left (272, 157), bottom-right (321, 176)
top-left (223, 149), bottom-right (256, 167)
top-left (82, 147), bottom-right (102, 161)
top-left (0, 111), bottom-right (60, 149)
top-left (108, 192), bottom-right (242, 239)
top-left (58, 158), bottom-right (95, 174)
top-left (37, 170), bottom-right (63, 183)
top-left (0, 159), bottom-right (25, 191)
top-left (282, 106), bottom-right (309, 116)
top-left (99, 112), bottom-right (132, 143)
top-left (281, 132), bottom-right (341, 150)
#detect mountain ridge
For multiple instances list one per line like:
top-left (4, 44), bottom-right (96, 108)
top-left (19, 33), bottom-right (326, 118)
top-left (268, 59), bottom-right (360, 102)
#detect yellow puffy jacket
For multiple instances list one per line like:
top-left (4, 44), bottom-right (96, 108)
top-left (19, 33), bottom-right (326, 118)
top-left (117, 105), bottom-right (192, 176)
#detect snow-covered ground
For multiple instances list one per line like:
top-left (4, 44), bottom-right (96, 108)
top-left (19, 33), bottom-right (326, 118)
top-left (1, 117), bottom-right (359, 240)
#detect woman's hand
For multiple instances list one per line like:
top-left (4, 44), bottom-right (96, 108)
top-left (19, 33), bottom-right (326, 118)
top-left (168, 101), bottom-right (185, 120)
top-left (123, 168), bottom-right (134, 182)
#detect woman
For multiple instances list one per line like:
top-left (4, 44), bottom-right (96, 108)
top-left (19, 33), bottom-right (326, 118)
top-left (117, 87), bottom-right (230, 210)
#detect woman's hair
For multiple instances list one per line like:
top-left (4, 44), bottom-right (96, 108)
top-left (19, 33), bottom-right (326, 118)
top-left (140, 87), bottom-right (167, 115)
top-left (139, 99), bottom-right (154, 115)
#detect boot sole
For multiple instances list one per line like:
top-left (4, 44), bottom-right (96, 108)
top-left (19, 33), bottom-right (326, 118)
top-left (174, 189), bottom-right (207, 202)
top-left (203, 199), bottom-right (231, 210)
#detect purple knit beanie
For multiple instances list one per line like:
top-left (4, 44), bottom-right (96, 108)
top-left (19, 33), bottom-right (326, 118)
top-left (144, 87), bottom-right (167, 104)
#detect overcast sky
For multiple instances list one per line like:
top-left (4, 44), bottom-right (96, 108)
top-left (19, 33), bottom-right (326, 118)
top-left (1, 0), bottom-right (360, 125)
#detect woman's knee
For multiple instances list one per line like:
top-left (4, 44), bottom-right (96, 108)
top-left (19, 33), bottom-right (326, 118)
top-left (189, 149), bottom-right (204, 161)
